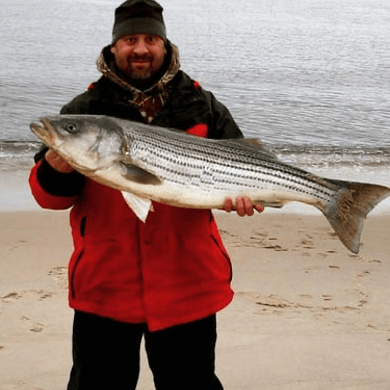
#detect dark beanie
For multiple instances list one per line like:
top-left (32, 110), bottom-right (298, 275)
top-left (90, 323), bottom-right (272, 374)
top-left (112, 0), bottom-right (167, 44)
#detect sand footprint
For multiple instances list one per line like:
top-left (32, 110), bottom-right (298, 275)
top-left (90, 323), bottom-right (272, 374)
top-left (299, 294), bottom-right (313, 299)
top-left (322, 294), bottom-right (332, 301)
top-left (2, 290), bottom-right (53, 303)
top-left (301, 235), bottom-right (315, 249)
top-left (48, 266), bottom-right (68, 286)
top-left (1, 292), bottom-right (21, 303)
top-left (21, 316), bottom-right (44, 333)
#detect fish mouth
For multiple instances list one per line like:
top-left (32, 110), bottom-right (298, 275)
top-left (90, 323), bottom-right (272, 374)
top-left (30, 117), bottom-right (48, 136)
top-left (30, 117), bottom-right (60, 145)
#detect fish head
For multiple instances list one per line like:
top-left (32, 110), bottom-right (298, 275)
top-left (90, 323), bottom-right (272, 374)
top-left (30, 115), bottom-right (126, 173)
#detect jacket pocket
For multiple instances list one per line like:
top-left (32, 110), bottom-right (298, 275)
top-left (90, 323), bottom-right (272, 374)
top-left (70, 249), bottom-right (84, 299)
top-left (70, 217), bottom-right (86, 298)
top-left (80, 216), bottom-right (87, 237)
top-left (210, 233), bottom-right (233, 282)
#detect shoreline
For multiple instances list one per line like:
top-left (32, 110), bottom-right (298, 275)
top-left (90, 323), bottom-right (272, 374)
top-left (1, 209), bottom-right (390, 389)
top-left (2, 168), bottom-right (390, 215)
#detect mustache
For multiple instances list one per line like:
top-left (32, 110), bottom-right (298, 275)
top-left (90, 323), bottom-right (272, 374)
top-left (129, 54), bottom-right (153, 62)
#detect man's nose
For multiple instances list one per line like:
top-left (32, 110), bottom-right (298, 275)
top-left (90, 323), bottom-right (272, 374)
top-left (133, 39), bottom-right (149, 55)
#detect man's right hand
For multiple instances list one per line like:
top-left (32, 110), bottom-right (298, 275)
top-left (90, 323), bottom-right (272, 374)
top-left (45, 149), bottom-right (74, 173)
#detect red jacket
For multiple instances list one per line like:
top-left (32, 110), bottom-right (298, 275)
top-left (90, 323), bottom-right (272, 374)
top-left (30, 122), bottom-right (239, 331)
top-left (29, 60), bottom-right (242, 331)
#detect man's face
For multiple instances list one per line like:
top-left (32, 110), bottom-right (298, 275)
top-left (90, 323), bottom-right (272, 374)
top-left (111, 34), bottom-right (166, 82)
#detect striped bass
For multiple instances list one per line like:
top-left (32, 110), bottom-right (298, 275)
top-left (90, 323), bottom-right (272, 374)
top-left (30, 114), bottom-right (390, 254)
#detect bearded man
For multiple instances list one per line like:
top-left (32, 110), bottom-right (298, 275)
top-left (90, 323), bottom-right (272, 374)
top-left (29, 1), bottom-right (263, 389)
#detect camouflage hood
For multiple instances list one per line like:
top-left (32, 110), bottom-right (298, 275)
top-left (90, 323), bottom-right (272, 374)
top-left (97, 41), bottom-right (180, 123)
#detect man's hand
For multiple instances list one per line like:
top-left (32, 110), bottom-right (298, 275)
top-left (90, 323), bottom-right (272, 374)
top-left (45, 149), bottom-right (74, 173)
top-left (223, 197), bottom-right (264, 217)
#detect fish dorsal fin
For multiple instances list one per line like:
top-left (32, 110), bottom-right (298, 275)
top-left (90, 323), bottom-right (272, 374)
top-left (240, 138), bottom-right (264, 148)
top-left (221, 138), bottom-right (279, 161)
top-left (121, 191), bottom-right (153, 222)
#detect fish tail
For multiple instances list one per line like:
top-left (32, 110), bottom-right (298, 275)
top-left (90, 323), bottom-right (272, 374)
top-left (322, 181), bottom-right (390, 254)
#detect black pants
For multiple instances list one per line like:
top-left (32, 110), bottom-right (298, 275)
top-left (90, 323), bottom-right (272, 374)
top-left (67, 311), bottom-right (224, 390)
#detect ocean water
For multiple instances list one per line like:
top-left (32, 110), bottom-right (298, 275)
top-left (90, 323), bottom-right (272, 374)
top-left (1, 0), bottom-right (389, 212)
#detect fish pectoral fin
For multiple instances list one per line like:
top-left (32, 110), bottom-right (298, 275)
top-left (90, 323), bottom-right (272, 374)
top-left (121, 191), bottom-right (153, 222)
top-left (261, 201), bottom-right (285, 209)
top-left (254, 198), bottom-right (287, 208)
top-left (120, 163), bottom-right (162, 185)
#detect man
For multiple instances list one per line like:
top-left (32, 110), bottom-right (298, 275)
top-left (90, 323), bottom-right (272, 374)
top-left (29, 1), bottom-right (263, 389)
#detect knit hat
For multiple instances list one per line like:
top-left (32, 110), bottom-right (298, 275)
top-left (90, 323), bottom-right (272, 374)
top-left (112, 0), bottom-right (167, 44)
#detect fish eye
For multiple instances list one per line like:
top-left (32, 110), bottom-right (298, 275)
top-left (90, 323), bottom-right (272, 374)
top-left (65, 123), bottom-right (78, 134)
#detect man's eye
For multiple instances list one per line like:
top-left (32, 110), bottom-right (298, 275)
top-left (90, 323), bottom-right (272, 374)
top-left (124, 36), bottom-right (136, 44)
top-left (146, 36), bottom-right (157, 44)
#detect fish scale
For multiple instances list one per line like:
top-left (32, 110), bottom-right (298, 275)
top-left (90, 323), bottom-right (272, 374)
top-left (128, 125), bottom-right (336, 201)
top-left (30, 114), bottom-right (390, 253)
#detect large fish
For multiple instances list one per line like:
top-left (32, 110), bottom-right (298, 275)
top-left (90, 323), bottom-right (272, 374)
top-left (30, 115), bottom-right (390, 254)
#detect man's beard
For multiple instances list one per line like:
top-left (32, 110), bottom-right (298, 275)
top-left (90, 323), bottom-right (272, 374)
top-left (118, 52), bottom-right (167, 90)
top-left (126, 54), bottom-right (155, 81)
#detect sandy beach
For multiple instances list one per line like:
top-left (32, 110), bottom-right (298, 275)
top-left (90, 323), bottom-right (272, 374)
top-left (1, 208), bottom-right (389, 390)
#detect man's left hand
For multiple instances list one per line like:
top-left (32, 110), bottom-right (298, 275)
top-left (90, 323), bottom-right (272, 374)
top-left (223, 197), bottom-right (264, 217)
